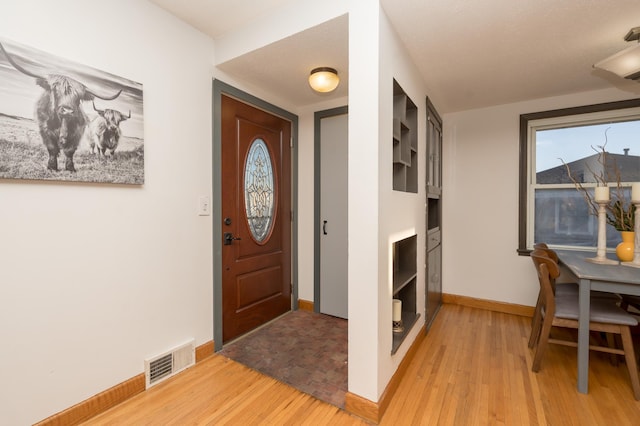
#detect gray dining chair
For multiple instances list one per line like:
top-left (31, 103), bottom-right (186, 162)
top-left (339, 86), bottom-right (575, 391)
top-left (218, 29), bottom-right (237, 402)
top-left (529, 249), bottom-right (640, 400)
top-left (528, 243), bottom-right (621, 350)
top-left (621, 294), bottom-right (640, 313)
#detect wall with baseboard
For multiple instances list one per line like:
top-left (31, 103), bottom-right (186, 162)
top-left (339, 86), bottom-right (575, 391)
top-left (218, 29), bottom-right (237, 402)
top-left (0, 1), bottom-right (355, 423)
top-left (7, 1), bottom-right (633, 423)
top-left (442, 87), bottom-right (640, 309)
top-left (0, 1), bottom-right (216, 424)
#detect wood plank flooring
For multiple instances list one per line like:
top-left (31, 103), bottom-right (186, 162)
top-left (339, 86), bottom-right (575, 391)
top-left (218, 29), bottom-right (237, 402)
top-left (83, 304), bottom-right (640, 425)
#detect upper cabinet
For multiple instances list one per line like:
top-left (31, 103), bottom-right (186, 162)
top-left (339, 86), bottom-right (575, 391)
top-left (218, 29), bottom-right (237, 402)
top-left (426, 97), bottom-right (442, 196)
top-left (392, 80), bottom-right (418, 193)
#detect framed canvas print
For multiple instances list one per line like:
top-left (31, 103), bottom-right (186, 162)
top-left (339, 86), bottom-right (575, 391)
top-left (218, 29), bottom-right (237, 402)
top-left (0, 37), bottom-right (144, 184)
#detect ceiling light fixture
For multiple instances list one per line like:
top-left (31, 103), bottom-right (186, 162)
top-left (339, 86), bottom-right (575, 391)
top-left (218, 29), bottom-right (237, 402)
top-left (308, 67), bottom-right (340, 93)
top-left (594, 26), bottom-right (640, 80)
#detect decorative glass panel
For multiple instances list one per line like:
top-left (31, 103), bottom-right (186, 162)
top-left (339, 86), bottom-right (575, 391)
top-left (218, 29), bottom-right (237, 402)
top-left (244, 138), bottom-right (275, 242)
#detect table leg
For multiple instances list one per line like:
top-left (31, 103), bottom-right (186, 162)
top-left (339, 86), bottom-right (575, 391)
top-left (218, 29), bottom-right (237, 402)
top-left (577, 278), bottom-right (590, 393)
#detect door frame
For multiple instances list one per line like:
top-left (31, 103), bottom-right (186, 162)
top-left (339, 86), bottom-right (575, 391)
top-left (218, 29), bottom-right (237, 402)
top-left (213, 79), bottom-right (299, 351)
top-left (313, 105), bottom-right (348, 313)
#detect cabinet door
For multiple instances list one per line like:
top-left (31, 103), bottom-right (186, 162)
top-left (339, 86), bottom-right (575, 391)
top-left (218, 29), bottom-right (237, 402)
top-left (426, 98), bottom-right (442, 193)
top-left (425, 96), bottom-right (443, 331)
top-left (426, 245), bottom-right (441, 328)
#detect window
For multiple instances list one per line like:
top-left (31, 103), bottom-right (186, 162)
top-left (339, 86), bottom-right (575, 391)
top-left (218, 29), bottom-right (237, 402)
top-left (244, 138), bottom-right (275, 243)
top-left (518, 99), bottom-right (640, 254)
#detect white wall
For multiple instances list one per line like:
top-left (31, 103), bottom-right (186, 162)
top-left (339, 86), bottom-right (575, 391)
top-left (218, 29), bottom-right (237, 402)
top-left (347, 1), bottom-right (382, 401)
top-left (0, 0), bottom-right (367, 422)
top-left (6, 1), bottom-right (623, 422)
top-left (214, 0), bottom-right (348, 66)
top-left (347, 2), bottom-right (431, 402)
top-left (375, 8), bottom-right (429, 399)
top-left (442, 88), bottom-right (638, 308)
top-left (0, 1), bottom-right (215, 424)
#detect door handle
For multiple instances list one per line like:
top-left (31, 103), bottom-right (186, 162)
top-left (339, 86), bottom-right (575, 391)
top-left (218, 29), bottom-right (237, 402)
top-left (323, 220), bottom-right (327, 235)
top-left (224, 232), bottom-right (242, 245)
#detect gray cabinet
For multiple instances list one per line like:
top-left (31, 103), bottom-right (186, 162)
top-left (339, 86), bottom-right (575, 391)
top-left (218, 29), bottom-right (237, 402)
top-left (426, 229), bottom-right (441, 327)
top-left (425, 97), bottom-right (442, 330)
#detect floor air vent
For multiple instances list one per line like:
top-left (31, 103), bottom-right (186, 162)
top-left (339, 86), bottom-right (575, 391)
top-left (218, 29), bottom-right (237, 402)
top-left (145, 339), bottom-right (195, 388)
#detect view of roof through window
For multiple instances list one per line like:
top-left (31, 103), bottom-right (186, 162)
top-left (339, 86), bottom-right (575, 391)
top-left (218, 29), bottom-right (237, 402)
top-left (536, 120), bottom-right (640, 174)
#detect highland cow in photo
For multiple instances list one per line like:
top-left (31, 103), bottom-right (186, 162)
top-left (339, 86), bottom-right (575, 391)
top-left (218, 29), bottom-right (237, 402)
top-left (0, 42), bottom-right (122, 172)
top-left (89, 101), bottom-right (130, 158)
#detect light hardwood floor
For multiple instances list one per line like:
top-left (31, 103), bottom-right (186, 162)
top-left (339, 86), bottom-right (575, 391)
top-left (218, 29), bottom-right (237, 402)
top-left (83, 304), bottom-right (640, 425)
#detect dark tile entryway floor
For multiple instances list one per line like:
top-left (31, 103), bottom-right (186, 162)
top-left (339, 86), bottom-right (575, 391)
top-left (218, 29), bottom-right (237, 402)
top-left (219, 310), bottom-right (348, 408)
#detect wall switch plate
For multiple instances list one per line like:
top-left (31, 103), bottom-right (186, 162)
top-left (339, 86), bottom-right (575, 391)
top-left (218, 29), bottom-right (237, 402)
top-left (198, 195), bottom-right (211, 216)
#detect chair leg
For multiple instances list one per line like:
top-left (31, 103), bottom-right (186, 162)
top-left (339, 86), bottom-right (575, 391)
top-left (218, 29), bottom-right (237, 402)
top-left (529, 296), bottom-right (543, 349)
top-left (619, 326), bottom-right (640, 400)
top-left (605, 333), bottom-right (619, 366)
top-left (620, 299), bottom-right (629, 311)
top-left (532, 315), bottom-right (554, 372)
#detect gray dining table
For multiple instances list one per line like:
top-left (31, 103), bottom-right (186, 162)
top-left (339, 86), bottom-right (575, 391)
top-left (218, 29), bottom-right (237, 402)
top-left (555, 250), bottom-right (640, 394)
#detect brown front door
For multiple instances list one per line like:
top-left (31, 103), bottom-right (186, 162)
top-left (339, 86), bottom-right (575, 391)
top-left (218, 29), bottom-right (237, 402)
top-left (221, 94), bottom-right (292, 342)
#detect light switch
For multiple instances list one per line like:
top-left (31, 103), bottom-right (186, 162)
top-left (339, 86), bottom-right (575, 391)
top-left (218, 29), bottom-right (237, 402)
top-left (198, 195), bottom-right (211, 216)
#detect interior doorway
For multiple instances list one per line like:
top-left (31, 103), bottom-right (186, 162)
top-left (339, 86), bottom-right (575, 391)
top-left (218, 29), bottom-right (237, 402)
top-left (220, 94), bottom-right (292, 342)
top-left (213, 80), bottom-right (299, 350)
top-left (212, 86), bottom-right (348, 407)
top-left (314, 106), bottom-right (348, 319)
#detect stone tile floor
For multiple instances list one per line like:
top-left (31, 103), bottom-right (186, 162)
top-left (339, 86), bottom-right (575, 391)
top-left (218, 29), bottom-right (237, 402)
top-left (219, 310), bottom-right (348, 408)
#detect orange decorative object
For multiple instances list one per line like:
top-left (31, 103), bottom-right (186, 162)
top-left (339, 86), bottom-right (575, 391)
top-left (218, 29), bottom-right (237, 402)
top-left (616, 231), bottom-right (636, 262)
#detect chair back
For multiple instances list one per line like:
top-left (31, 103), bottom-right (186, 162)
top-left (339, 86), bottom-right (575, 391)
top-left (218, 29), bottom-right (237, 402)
top-left (533, 243), bottom-right (559, 263)
top-left (530, 249), bottom-right (559, 315)
top-left (531, 247), bottom-right (561, 292)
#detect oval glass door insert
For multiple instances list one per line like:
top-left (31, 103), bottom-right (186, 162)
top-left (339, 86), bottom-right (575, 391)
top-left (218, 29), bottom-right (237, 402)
top-left (244, 138), bottom-right (275, 242)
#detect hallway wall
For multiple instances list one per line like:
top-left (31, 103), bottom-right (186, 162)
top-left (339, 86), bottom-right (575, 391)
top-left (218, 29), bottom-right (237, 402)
top-left (0, 1), bottom-right (215, 423)
top-left (442, 87), bottom-right (638, 308)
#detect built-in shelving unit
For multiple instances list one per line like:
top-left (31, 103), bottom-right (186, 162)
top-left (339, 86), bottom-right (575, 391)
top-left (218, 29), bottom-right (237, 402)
top-left (425, 97), bottom-right (443, 331)
top-left (392, 234), bottom-right (419, 354)
top-left (393, 80), bottom-right (418, 193)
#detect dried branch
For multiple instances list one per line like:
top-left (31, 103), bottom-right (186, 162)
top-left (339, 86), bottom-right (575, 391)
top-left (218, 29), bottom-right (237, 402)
top-left (560, 129), bottom-right (634, 231)
top-left (560, 157), bottom-right (599, 217)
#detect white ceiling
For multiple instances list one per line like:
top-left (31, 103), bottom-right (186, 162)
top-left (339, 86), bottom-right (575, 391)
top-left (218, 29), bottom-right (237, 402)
top-left (149, 0), bottom-right (640, 113)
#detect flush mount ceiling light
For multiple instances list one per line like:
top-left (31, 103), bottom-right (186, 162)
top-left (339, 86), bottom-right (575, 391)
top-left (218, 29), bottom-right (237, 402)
top-left (594, 26), bottom-right (640, 80)
top-left (308, 67), bottom-right (340, 93)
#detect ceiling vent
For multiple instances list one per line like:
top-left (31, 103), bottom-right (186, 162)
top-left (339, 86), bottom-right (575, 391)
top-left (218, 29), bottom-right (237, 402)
top-left (144, 339), bottom-right (195, 388)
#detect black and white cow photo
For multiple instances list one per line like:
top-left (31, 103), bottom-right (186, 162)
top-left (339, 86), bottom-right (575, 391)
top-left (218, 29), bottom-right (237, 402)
top-left (0, 37), bottom-right (144, 184)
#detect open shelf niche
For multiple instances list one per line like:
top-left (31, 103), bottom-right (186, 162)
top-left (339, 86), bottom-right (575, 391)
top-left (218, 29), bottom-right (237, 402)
top-left (391, 234), bottom-right (419, 354)
top-left (392, 79), bottom-right (418, 193)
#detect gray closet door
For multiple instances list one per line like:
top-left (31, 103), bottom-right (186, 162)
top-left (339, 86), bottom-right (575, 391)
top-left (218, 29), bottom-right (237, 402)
top-left (320, 113), bottom-right (348, 319)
